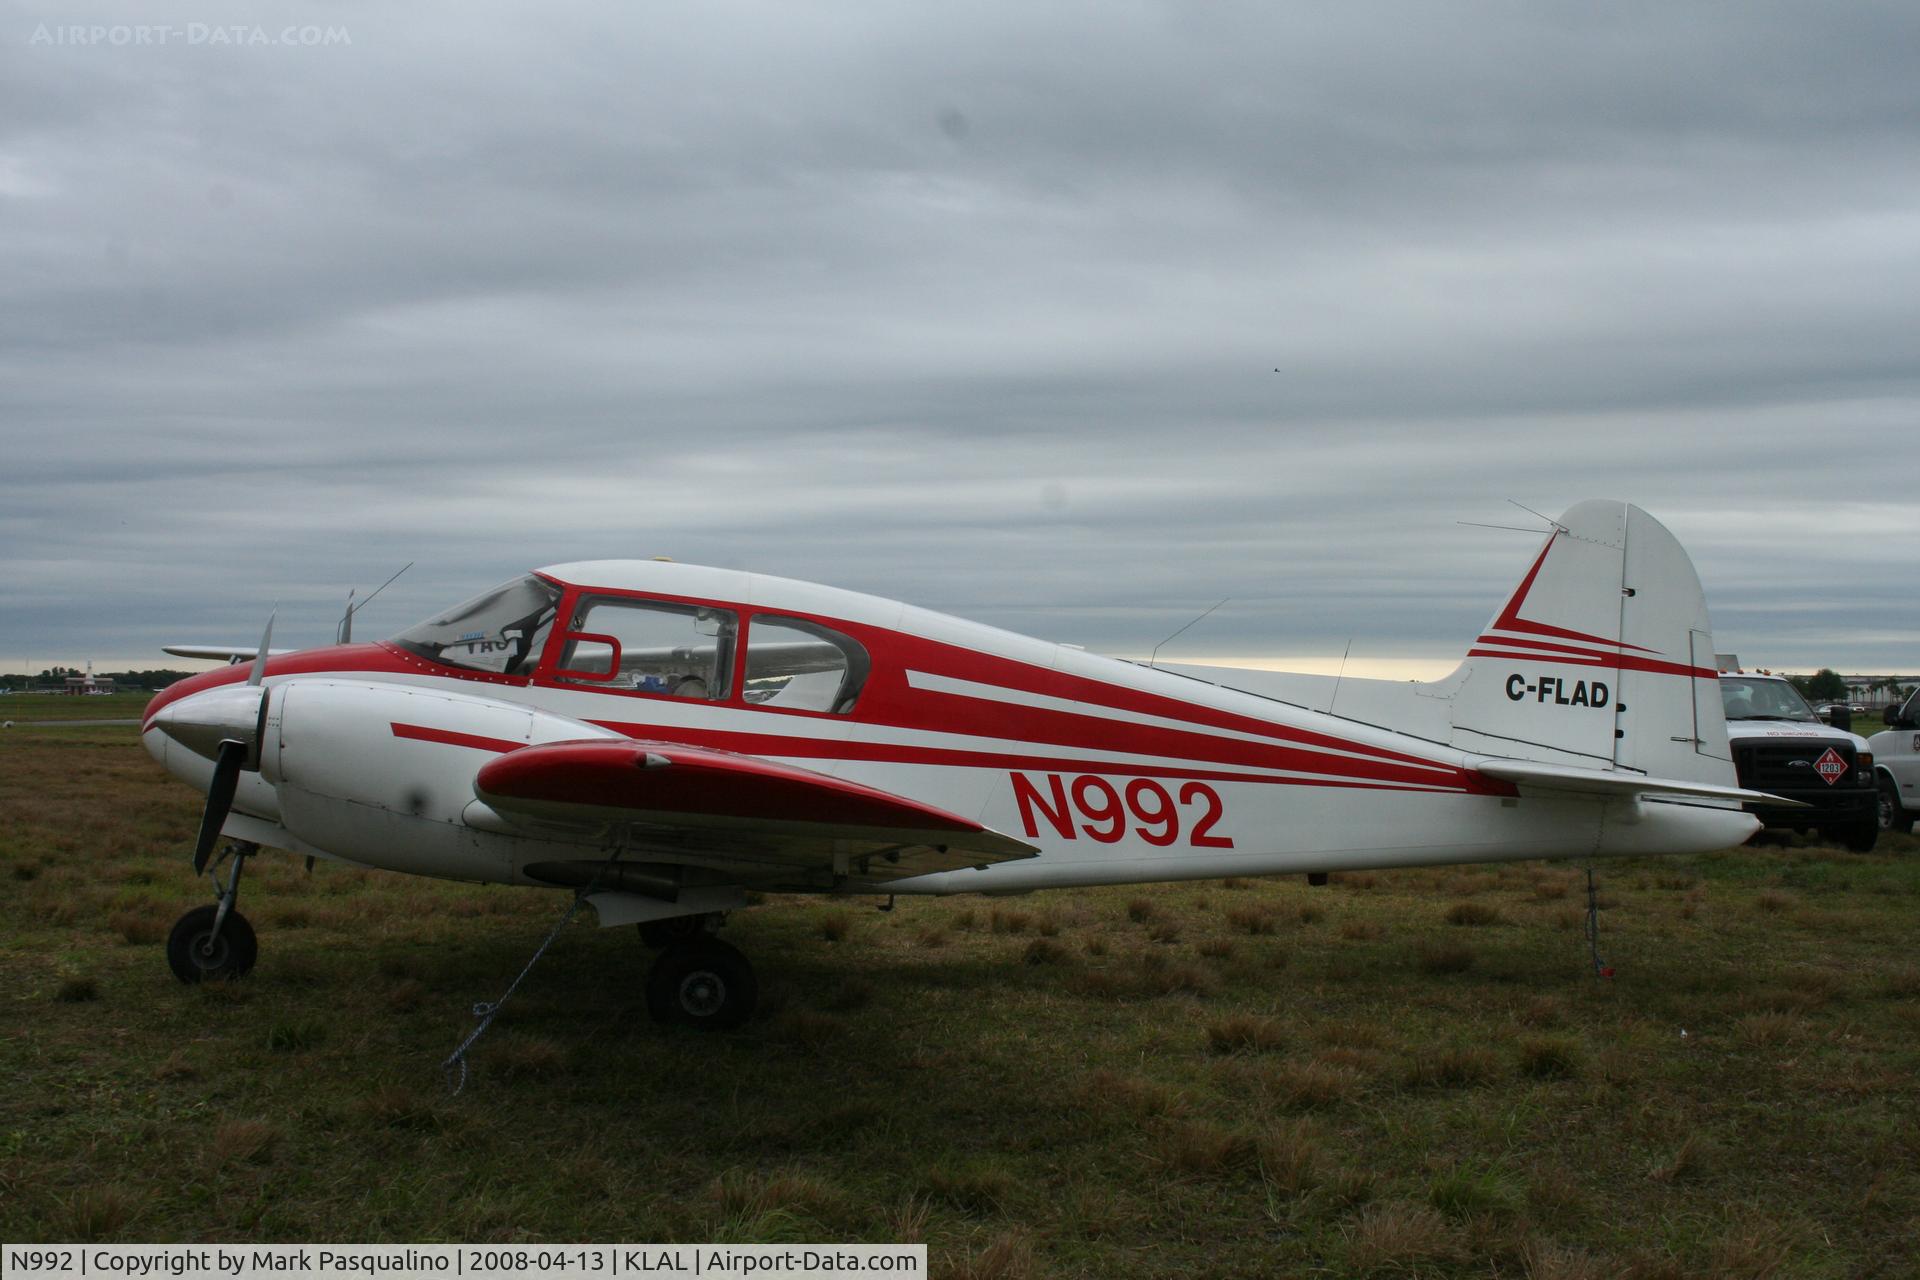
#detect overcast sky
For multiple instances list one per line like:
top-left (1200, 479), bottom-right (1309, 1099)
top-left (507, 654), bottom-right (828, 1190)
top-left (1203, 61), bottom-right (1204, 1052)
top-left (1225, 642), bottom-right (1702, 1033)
top-left (4, 1), bottom-right (1917, 678)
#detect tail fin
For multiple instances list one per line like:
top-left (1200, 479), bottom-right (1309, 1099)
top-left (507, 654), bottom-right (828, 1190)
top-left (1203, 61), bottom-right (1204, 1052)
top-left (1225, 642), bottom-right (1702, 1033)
top-left (1445, 500), bottom-right (1731, 784)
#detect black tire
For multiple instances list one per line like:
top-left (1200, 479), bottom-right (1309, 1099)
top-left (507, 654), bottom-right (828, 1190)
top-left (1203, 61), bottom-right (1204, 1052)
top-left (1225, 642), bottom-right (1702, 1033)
top-left (645, 938), bottom-right (757, 1029)
top-left (638, 914), bottom-right (712, 950)
top-left (1840, 818), bottom-right (1879, 854)
top-left (166, 904), bottom-right (258, 983)
top-left (1879, 779), bottom-right (1914, 835)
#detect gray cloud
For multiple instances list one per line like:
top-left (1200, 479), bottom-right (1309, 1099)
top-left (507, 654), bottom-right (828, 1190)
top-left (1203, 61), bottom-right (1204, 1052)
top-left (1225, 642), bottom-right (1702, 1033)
top-left (3, 1), bottom-right (1916, 675)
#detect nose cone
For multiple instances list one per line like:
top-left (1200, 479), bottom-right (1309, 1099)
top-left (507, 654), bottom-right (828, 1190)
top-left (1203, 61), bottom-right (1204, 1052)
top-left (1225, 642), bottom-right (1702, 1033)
top-left (152, 684), bottom-right (266, 764)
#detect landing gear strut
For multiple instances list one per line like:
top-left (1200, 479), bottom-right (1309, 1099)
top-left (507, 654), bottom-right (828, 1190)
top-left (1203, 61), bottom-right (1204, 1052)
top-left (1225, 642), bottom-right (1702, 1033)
top-left (645, 937), bottom-right (757, 1029)
top-left (167, 842), bottom-right (258, 983)
top-left (637, 911), bottom-right (723, 949)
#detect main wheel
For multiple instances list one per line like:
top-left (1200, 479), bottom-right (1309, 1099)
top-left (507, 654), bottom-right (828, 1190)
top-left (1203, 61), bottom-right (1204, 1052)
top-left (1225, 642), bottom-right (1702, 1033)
top-left (1839, 817), bottom-right (1879, 854)
top-left (166, 904), bottom-right (258, 983)
top-left (645, 938), bottom-right (757, 1029)
top-left (1879, 779), bottom-right (1914, 835)
top-left (638, 913), bottom-right (713, 950)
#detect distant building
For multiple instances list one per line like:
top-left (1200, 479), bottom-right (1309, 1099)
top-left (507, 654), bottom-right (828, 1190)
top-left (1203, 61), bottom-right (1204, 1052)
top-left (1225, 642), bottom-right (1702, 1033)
top-left (63, 662), bottom-right (115, 696)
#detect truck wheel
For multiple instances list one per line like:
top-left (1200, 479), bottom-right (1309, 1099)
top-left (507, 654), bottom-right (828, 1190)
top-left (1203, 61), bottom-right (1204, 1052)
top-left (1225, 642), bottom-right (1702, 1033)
top-left (1838, 818), bottom-right (1878, 854)
top-left (1879, 779), bottom-right (1914, 836)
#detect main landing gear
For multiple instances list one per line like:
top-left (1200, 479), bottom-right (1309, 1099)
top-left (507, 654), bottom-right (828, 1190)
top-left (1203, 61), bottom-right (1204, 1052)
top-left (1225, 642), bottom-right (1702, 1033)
top-left (167, 842), bottom-right (258, 983)
top-left (639, 913), bottom-right (758, 1029)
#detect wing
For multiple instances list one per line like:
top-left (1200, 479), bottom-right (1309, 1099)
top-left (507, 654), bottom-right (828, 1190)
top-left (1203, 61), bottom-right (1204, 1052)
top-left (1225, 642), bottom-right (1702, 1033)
top-left (470, 738), bottom-right (1038, 886)
top-left (1476, 758), bottom-right (1807, 807)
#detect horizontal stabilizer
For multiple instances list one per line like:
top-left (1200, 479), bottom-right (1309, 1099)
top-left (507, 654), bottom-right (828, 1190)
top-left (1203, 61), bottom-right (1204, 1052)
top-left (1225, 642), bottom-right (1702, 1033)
top-left (1476, 759), bottom-right (1806, 807)
top-left (473, 738), bottom-right (1038, 881)
top-left (163, 645), bottom-right (298, 663)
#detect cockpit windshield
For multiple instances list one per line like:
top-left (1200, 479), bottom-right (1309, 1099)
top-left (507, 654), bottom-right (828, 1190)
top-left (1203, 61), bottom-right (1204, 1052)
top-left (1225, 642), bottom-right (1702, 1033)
top-left (1719, 675), bottom-right (1819, 723)
top-left (392, 575), bottom-right (561, 676)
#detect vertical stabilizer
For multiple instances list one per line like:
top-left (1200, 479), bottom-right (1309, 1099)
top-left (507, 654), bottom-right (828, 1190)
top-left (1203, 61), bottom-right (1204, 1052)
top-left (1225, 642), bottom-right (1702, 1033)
top-left (1446, 500), bottom-right (1732, 786)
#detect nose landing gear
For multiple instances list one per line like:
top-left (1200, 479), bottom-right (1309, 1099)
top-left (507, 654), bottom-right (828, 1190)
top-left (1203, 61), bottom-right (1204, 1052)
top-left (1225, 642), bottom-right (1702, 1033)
top-left (167, 842), bottom-right (258, 983)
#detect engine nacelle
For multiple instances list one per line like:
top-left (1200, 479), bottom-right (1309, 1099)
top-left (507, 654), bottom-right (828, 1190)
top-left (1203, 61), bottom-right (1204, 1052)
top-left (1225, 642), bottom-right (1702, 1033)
top-left (262, 680), bottom-right (616, 881)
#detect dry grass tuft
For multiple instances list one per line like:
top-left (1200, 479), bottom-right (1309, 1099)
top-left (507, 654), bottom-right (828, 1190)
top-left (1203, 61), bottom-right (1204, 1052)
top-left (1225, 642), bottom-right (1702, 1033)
top-left (1416, 941), bottom-right (1476, 974)
top-left (153, 1050), bottom-right (198, 1081)
top-left (385, 979), bottom-right (427, 1013)
top-left (358, 1084), bottom-right (440, 1130)
top-left (491, 1035), bottom-right (568, 1079)
top-left (1256, 1118), bottom-right (1324, 1194)
top-left (1034, 912), bottom-right (1062, 937)
top-left (1146, 920), bottom-right (1181, 944)
top-left (1339, 919), bottom-right (1383, 942)
top-left (1344, 1201), bottom-right (1457, 1272)
top-left (109, 911), bottom-right (165, 945)
top-left (1086, 1068), bottom-right (1184, 1118)
top-left (818, 910), bottom-right (855, 942)
top-left (1225, 905), bottom-right (1277, 935)
top-left (1736, 1011), bottom-right (1800, 1049)
top-left (1022, 937), bottom-right (1070, 966)
top-left (989, 909), bottom-right (1033, 935)
top-left (1218, 876), bottom-right (1250, 889)
top-left (1082, 934), bottom-right (1109, 957)
top-left (1297, 903), bottom-right (1326, 924)
top-left (51, 1185), bottom-right (144, 1240)
top-left (923, 1159), bottom-right (1015, 1214)
top-left (1196, 937), bottom-right (1235, 959)
top-left (1647, 1132), bottom-right (1710, 1183)
top-left (1755, 890), bottom-right (1796, 914)
top-left (54, 975), bottom-right (99, 1002)
top-left (915, 925), bottom-right (949, 949)
top-left (1533, 879), bottom-right (1571, 901)
top-left (264, 1020), bottom-right (325, 1053)
top-left (883, 1195), bottom-right (930, 1244)
top-left (1125, 898), bottom-right (1159, 923)
top-left (1428, 1166), bottom-right (1522, 1218)
top-left (1517, 1035), bottom-right (1584, 1080)
top-left (1704, 1217), bottom-right (1792, 1277)
top-left (952, 907), bottom-right (978, 931)
top-left (208, 1118), bottom-right (278, 1168)
top-left (823, 977), bottom-right (875, 1010)
top-left (1272, 1060), bottom-right (1363, 1108)
top-left (1519, 996), bottom-right (1564, 1028)
top-left (1405, 1046), bottom-right (1499, 1089)
top-left (1522, 1239), bottom-right (1611, 1280)
top-left (1158, 1118), bottom-right (1259, 1177)
top-left (1207, 1014), bottom-right (1288, 1054)
top-left (945, 1230), bottom-right (1034, 1280)
top-left (1445, 901), bottom-right (1505, 927)
top-left (1335, 871), bottom-right (1378, 890)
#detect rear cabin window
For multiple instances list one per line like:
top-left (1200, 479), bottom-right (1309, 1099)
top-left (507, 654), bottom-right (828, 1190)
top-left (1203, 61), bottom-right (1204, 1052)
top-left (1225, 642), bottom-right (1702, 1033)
top-left (552, 597), bottom-right (736, 699)
top-left (742, 616), bottom-right (868, 714)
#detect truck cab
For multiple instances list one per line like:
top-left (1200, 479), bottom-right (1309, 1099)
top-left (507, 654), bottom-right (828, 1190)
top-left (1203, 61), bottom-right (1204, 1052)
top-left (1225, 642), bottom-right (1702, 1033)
top-left (1867, 689), bottom-right (1920, 836)
top-left (1720, 671), bottom-right (1877, 852)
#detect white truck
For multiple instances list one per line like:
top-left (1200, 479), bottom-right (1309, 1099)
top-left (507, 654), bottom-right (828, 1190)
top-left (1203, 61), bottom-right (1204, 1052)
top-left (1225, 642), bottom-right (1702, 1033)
top-left (1720, 671), bottom-right (1877, 852)
top-left (1868, 688), bottom-right (1920, 836)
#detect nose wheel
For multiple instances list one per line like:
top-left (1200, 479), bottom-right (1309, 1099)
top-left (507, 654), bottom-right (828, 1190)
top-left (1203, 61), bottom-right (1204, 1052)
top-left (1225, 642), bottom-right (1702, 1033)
top-left (645, 937), bottom-right (757, 1029)
top-left (167, 842), bottom-right (258, 983)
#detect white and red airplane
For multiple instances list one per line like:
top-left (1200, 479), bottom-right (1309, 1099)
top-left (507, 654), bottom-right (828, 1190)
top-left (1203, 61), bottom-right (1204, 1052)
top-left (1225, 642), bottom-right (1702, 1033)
top-left (142, 499), bottom-right (1777, 1027)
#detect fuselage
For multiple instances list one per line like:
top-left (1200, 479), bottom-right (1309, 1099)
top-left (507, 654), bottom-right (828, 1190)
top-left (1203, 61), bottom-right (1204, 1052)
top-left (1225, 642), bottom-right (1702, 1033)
top-left (143, 559), bottom-right (1756, 896)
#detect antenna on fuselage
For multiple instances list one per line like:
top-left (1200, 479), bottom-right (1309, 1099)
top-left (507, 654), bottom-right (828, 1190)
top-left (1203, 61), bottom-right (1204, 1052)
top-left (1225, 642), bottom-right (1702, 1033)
top-left (1148, 598), bottom-right (1229, 670)
top-left (337, 561), bottom-right (414, 644)
top-left (1328, 638), bottom-right (1353, 716)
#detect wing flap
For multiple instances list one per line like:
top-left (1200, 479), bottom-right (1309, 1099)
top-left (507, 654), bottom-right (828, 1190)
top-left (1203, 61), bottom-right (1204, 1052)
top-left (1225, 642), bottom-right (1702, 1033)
top-left (473, 738), bottom-right (1038, 880)
top-left (1476, 759), bottom-right (1808, 807)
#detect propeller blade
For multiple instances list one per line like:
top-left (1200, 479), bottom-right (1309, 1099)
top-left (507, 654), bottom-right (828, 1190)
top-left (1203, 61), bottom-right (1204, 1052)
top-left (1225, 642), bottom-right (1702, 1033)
top-left (247, 610), bottom-right (276, 687)
top-left (193, 739), bottom-right (247, 873)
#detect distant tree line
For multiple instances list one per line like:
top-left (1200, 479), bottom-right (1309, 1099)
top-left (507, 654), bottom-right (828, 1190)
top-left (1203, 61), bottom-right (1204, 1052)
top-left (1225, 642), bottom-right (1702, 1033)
top-left (1785, 669), bottom-right (1911, 703)
top-left (3, 668), bottom-right (199, 691)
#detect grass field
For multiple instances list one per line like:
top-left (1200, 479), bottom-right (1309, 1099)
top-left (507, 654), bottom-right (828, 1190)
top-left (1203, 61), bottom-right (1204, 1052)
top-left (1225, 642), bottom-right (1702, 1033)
top-left (0, 692), bottom-right (154, 722)
top-left (2, 721), bottom-right (1917, 1277)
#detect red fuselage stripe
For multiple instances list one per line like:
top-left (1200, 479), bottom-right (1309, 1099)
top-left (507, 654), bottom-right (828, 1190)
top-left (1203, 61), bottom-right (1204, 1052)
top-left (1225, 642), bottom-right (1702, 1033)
top-left (390, 722), bottom-right (526, 754)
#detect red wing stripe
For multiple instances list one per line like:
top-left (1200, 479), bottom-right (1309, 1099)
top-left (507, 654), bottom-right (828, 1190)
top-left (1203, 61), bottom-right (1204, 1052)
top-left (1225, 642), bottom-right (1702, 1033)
top-left (582, 721), bottom-right (1512, 797)
top-left (391, 723), bottom-right (525, 753)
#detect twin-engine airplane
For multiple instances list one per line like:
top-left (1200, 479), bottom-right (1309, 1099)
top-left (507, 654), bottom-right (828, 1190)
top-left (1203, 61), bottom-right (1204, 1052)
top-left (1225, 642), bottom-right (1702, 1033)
top-left (144, 500), bottom-right (1778, 1028)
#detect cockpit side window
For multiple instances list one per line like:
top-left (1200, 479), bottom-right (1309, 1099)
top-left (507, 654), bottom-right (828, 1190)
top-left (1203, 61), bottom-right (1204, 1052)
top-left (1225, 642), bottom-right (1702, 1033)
top-left (551, 596), bottom-right (737, 699)
top-left (391, 575), bottom-right (560, 676)
top-left (741, 615), bottom-right (869, 714)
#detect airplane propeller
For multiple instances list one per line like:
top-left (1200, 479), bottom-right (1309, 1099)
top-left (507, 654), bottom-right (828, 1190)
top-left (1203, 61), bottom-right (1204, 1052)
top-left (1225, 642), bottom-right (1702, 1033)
top-left (154, 611), bottom-right (275, 874)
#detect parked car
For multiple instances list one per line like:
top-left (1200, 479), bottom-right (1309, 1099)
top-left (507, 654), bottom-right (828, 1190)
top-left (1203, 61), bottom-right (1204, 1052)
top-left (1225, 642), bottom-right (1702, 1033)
top-left (1867, 691), bottom-right (1920, 835)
